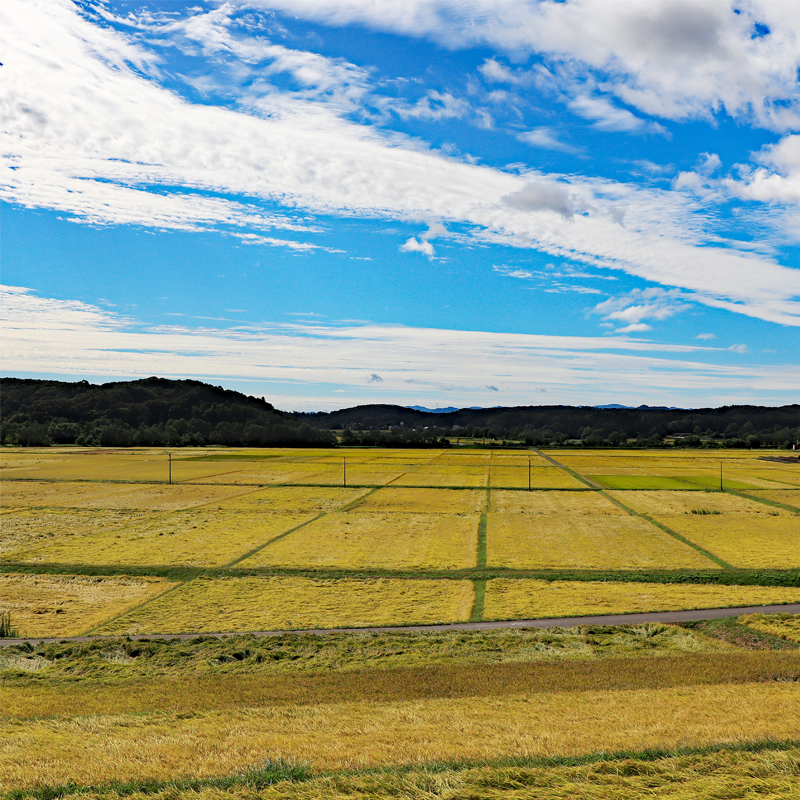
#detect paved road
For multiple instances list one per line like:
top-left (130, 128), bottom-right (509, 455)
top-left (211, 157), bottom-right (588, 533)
top-left (2, 603), bottom-right (799, 648)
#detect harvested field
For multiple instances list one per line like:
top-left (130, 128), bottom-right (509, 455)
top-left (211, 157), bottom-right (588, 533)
top-left (9, 509), bottom-right (315, 567)
top-left (742, 489), bottom-right (800, 510)
top-left (486, 513), bottom-right (715, 569)
top-left (0, 573), bottom-right (174, 636)
top-left (741, 613), bottom-right (800, 643)
top-left (2, 682), bottom-right (798, 786)
top-left (649, 514), bottom-right (800, 568)
top-left (95, 575), bottom-right (475, 634)
top-left (483, 579), bottom-right (800, 620)
top-left (590, 475), bottom-right (705, 490)
top-left (242, 511), bottom-right (479, 569)
top-left (491, 490), bottom-right (620, 515)
top-left (489, 466), bottom-right (584, 489)
top-left (392, 469), bottom-right (489, 488)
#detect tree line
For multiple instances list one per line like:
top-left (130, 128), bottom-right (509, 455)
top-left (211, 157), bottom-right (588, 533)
top-left (1, 378), bottom-right (334, 447)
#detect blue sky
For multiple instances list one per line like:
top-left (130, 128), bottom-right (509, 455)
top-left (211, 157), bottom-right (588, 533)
top-left (2, 0), bottom-right (799, 410)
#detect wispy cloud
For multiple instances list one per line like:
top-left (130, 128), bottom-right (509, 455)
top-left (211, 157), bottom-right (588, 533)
top-left (3, 285), bottom-right (796, 408)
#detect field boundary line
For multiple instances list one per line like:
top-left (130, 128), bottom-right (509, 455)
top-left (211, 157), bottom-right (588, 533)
top-left (223, 486), bottom-right (381, 568)
top-left (470, 579), bottom-right (486, 622)
top-left (6, 602), bottom-right (800, 646)
top-left (476, 514), bottom-right (487, 569)
top-left (534, 450), bottom-right (734, 570)
top-left (533, 449), bottom-right (603, 489)
top-left (82, 575), bottom-right (195, 636)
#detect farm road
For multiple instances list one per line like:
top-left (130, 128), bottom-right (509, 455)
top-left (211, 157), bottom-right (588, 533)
top-left (3, 603), bottom-right (800, 647)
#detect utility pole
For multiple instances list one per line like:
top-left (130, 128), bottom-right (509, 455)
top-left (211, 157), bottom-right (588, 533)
top-left (720, 460), bottom-right (723, 492)
top-left (168, 452), bottom-right (172, 485)
top-left (528, 458), bottom-right (531, 491)
top-left (343, 456), bottom-right (347, 488)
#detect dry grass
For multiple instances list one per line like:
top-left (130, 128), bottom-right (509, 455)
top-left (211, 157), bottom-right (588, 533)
top-left (741, 613), bottom-right (800, 643)
top-left (94, 576), bottom-right (475, 634)
top-left (486, 513), bottom-right (715, 569)
top-left (650, 514), bottom-right (800, 568)
top-left (243, 512), bottom-right (479, 570)
top-left (350, 487), bottom-right (485, 514)
top-left (0, 481), bottom-right (257, 511)
top-left (392, 471), bottom-right (489, 488)
top-left (483, 579), bottom-right (800, 621)
top-left (9, 509), bottom-right (315, 567)
top-left (743, 490), bottom-right (800, 510)
top-left (2, 682), bottom-right (798, 787)
top-left (0, 573), bottom-right (174, 636)
top-left (491, 490), bottom-right (621, 515)
top-left (609, 490), bottom-right (786, 515)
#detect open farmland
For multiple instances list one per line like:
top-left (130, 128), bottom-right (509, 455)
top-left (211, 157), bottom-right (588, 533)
top-left (1, 446), bottom-right (798, 637)
top-left (1, 445), bottom-right (799, 799)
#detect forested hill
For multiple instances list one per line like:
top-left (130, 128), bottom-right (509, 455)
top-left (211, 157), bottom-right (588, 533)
top-left (0, 378), bottom-right (334, 447)
top-left (296, 403), bottom-right (800, 448)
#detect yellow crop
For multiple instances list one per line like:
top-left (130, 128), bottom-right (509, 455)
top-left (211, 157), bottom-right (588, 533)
top-left (2, 683), bottom-right (798, 786)
top-left (609, 490), bottom-right (783, 515)
top-left (218, 486), bottom-right (368, 513)
top-left (484, 579), bottom-right (800, 620)
top-left (351, 487), bottom-right (485, 514)
top-left (490, 466), bottom-right (584, 489)
top-left (95, 576), bottom-right (475, 634)
top-left (486, 513), bottom-right (714, 569)
top-left (0, 481), bottom-right (258, 511)
top-left (10, 509), bottom-right (315, 567)
top-left (243, 511), bottom-right (479, 569)
top-left (741, 613), bottom-right (800, 643)
top-left (743, 489), bottom-right (800, 510)
top-left (491, 490), bottom-right (620, 515)
top-left (0, 573), bottom-right (174, 636)
top-left (650, 514), bottom-right (800, 568)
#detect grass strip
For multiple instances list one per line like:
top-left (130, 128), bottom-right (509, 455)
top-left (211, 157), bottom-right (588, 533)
top-left (470, 578), bottom-right (486, 622)
top-left (4, 563), bottom-right (799, 586)
top-left (476, 514), bottom-right (487, 569)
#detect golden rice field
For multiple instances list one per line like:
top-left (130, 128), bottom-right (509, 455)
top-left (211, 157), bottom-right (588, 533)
top-left (3, 682), bottom-right (798, 786)
top-left (486, 513), bottom-right (715, 569)
top-left (1, 446), bottom-right (798, 637)
top-left (649, 514), bottom-right (800, 568)
top-left (0, 573), bottom-right (174, 636)
top-left (94, 576), bottom-right (475, 634)
top-left (483, 579), bottom-right (800, 621)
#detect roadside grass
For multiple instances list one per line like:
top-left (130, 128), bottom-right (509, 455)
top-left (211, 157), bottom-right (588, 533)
top-left (683, 616), bottom-right (800, 651)
top-left (5, 741), bottom-right (799, 800)
top-left (4, 681), bottom-right (800, 786)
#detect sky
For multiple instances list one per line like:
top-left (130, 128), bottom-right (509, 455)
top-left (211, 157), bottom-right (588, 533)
top-left (1, 0), bottom-right (799, 411)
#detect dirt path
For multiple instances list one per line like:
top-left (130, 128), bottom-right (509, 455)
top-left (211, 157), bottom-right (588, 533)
top-left (2, 602), bottom-right (799, 647)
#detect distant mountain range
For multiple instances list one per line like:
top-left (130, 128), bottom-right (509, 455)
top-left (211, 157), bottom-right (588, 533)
top-left (405, 406), bottom-right (484, 414)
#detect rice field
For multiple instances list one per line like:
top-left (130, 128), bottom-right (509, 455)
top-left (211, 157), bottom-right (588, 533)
top-left (486, 513), bottom-right (715, 569)
top-left (483, 579), bottom-right (800, 621)
top-left (1, 446), bottom-right (798, 636)
top-left (0, 573), bottom-right (174, 636)
top-left (94, 575), bottom-right (475, 634)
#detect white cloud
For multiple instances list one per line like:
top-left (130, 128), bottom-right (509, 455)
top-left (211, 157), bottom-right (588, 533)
top-left (2, 0), bottom-right (800, 327)
top-left (594, 288), bottom-right (691, 331)
top-left (696, 333), bottom-right (716, 340)
top-left (728, 343), bottom-right (749, 354)
top-left (367, 373), bottom-right (384, 383)
top-left (4, 285), bottom-right (797, 407)
top-left (401, 237), bottom-right (436, 257)
top-left (568, 96), bottom-right (667, 135)
top-left (517, 127), bottom-right (582, 155)
top-left (250, 0), bottom-right (800, 131)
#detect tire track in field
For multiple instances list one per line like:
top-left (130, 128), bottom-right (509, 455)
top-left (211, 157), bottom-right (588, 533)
top-left (533, 450), bottom-right (734, 570)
